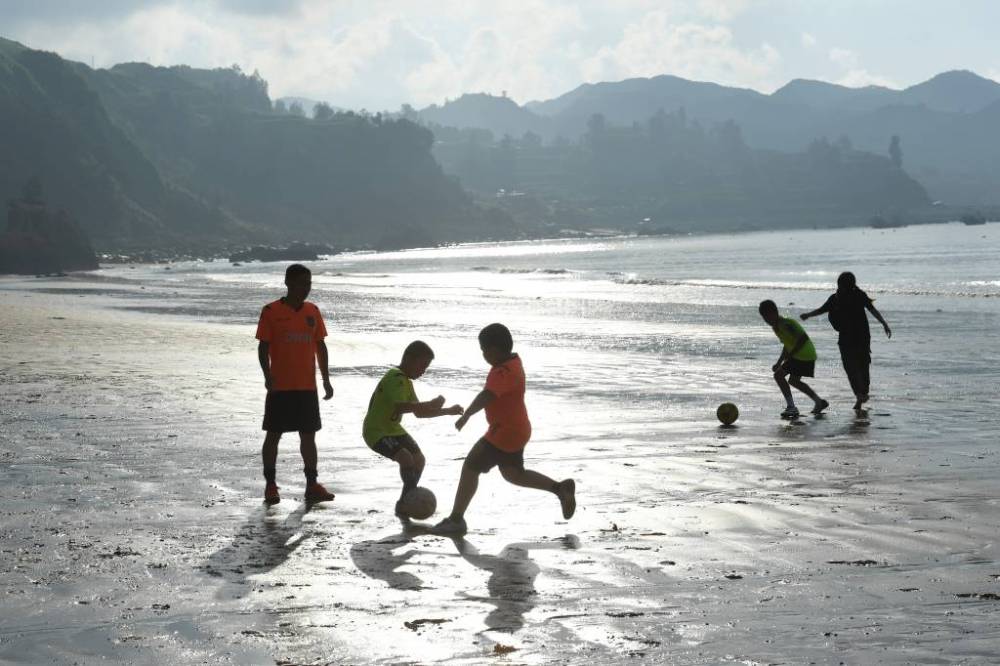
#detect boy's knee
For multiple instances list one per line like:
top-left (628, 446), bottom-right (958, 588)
top-left (462, 458), bottom-right (486, 476)
top-left (414, 451), bottom-right (426, 467)
top-left (498, 465), bottom-right (522, 482)
top-left (395, 449), bottom-right (415, 468)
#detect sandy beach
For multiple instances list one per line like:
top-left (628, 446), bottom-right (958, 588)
top-left (2, 230), bottom-right (999, 664)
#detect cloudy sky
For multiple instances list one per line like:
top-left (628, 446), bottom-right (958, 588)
top-left (2, 0), bottom-right (998, 110)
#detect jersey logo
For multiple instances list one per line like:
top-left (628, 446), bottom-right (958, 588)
top-left (306, 316), bottom-right (316, 328)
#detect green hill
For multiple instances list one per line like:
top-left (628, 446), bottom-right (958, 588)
top-left (0, 38), bottom-right (508, 251)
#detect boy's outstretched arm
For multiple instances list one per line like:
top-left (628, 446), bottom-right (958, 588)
top-left (258, 341), bottom-right (272, 391)
top-left (800, 303), bottom-right (829, 320)
top-left (455, 390), bottom-right (496, 431)
top-left (316, 341), bottom-right (334, 399)
top-left (395, 396), bottom-right (464, 419)
top-left (866, 302), bottom-right (892, 338)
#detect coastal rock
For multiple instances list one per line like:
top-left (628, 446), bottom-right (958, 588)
top-left (228, 242), bottom-right (336, 263)
top-left (0, 195), bottom-right (98, 275)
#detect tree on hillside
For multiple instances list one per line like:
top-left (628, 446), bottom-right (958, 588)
top-left (889, 135), bottom-right (903, 168)
top-left (274, 99), bottom-right (287, 114)
top-left (314, 102), bottom-right (334, 120)
top-left (289, 101), bottom-right (305, 117)
top-left (21, 176), bottom-right (44, 204)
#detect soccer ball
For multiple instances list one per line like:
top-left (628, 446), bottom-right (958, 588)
top-left (400, 487), bottom-right (437, 520)
top-left (716, 402), bottom-right (739, 426)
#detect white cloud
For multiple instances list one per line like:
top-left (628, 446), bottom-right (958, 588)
top-left (800, 32), bottom-right (817, 48)
top-left (828, 46), bottom-right (895, 88)
top-left (828, 47), bottom-right (859, 69)
top-left (581, 10), bottom-right (781, 91)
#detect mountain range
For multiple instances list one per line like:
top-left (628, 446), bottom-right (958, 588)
top-left (420, 70), bottom-right (1000, 205)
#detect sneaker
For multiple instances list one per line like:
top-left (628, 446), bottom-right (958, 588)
top-left (304, 482), bottom-right (335, 503)
top-left (811, 399), bottom-right (830, 415)
top-left (780, 406), bottom-right (800, 419)
top-left (264, 483), bottom-right (280, 506)
top-left (556, 479), bottom-right (577, 520)
top-left (432, 516), bottom-right (467, 536)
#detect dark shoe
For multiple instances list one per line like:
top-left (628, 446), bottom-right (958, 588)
top-left (264, 483), bottom-right (280, 506)
top-left (304, 482), bottom-right (335, 503)
top-left (853, 398), bottom-right (863, 411)
top-left (811, 399), bottom-right (830, 415)
top-left (557, 479), bottom-right (576, 519)
top-left (432, 516), bottom-right (467, 536)
top-left (780, 406), bottom-right (800, 419)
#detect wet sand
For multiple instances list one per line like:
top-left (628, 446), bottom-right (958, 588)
top-left (1, 279), bottom-right (999, 664)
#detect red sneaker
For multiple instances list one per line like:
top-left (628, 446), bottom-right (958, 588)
top-left (264, 483), bottom-right (280, 506)
top-left (304, 482), bottom-right (335, 503)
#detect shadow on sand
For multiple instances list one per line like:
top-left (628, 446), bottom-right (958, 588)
top-left (201, 503), bottom-right (313, 599)
top-left (349, 521), bottom-right (436, 591)
top-left (448, 535), bottom-right (580, 633)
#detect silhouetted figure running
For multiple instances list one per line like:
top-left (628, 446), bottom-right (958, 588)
top-left (801, 271), bottom-right (891, 411)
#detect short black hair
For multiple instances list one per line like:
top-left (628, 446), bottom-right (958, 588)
top-left (285, 264), bottom-right (311, 282)
top-left (478, 322), bottom-right (513, 354)
top-left (402, 340), bottom-right (434, 361)
top-left (837, 271), bottom-right (857, 291)
top-left (758, 299), bottom-right (778, 317)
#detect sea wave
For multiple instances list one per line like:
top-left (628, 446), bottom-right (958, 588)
top-left (470, 266), bottom-right (575, 275)
top-left (609, 275), bottom-right (1000, 298)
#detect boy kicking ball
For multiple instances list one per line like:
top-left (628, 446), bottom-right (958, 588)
top-left (758, 299), bottom-right (829, 419)
top-left (362, 341), bottom-right (463, 517)
top-left (433, 323), bottom-right (576, 536)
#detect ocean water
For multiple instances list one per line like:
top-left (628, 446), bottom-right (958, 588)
top-left (90, 221), bottom-right (999, 446)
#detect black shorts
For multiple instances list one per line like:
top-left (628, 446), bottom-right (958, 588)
top-left (370, 434), bottom-right (422, 460)
top-left (781, 358), bottom-right (815, 378)
top-left (262, 390), bottom-right (321, 433)
top-left (465, 437), bottom-right (525, 474)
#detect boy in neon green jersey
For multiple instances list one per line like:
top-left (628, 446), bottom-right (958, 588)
top-left (759, 300), bottom-right (829, 419)
top-left (363, 341), bottom-right (463, 517)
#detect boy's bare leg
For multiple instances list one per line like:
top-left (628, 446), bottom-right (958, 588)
top-left (773, 371), bottom-right (795, 406)
top-left (788, 376), bottom-right (821, 403)
top-left (298, 431), bottom-right (318, 476)
top-left (448, 462), bottom-right (480, 519)
top-left (393, 449), bottom-right (426, 500)
top-left (262, 431), bottom-right (281, 480)
top-left (499, 466), bottom-right (558, 491)
top-left (500, 466), bottom-right (577, 519)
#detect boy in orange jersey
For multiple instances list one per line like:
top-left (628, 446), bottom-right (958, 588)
top-left (256, 264), bottom-right (335, 505)
top-left (433, 323), bottom-right (576, 536)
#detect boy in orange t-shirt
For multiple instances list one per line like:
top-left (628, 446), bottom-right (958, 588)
top-left (255, 264), bottom-right (335, 505)
top-left (433, 323), bottom-right (576, 536)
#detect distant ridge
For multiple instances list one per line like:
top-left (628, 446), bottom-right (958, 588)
top-left (417, 69), bottom-right (1000, 204)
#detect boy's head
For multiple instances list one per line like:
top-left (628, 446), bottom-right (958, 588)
top-left (758, 299), bottom-right (780, 325)
top-left (400, 340), bottom-right (435, 379)
top-left (284, 264), bottom-right (312, 301)
top-left (478, 323), bottom-right (513, 366)
top-left (837, 271), bottom-right (857, 292)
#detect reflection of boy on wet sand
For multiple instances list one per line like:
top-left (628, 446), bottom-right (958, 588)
top-left (433, 323), bottom-right (576, 536)
top-left (362, 340), bottom-right (463, 517)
